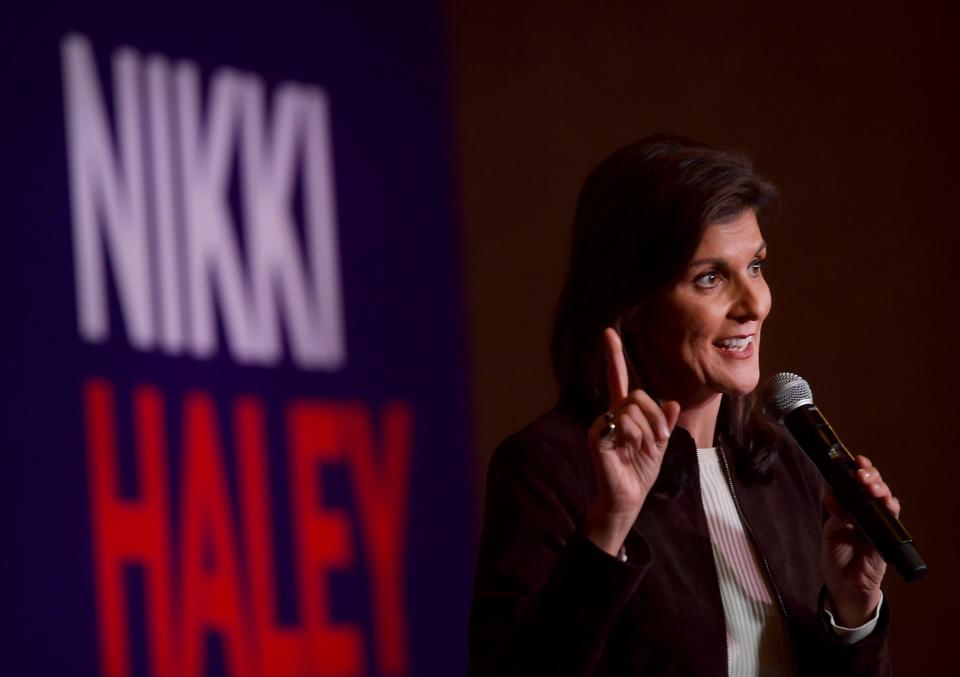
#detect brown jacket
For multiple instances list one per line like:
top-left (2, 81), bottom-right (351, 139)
top-left (469, 406), bottom-right (891, 676)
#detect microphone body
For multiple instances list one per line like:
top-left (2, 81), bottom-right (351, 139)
top-left (762, 373), bottom-right (927, 582)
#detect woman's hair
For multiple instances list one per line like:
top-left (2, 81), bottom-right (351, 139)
top-left (551, 134), bottom-right (781, 477)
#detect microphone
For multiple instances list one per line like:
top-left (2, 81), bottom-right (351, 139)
top-left (760, 372), bottom-right (927, 582)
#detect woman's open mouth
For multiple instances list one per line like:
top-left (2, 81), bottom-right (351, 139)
top-left (713, 335), bottom-right (755, 358)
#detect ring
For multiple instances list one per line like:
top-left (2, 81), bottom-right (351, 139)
top-left (603, 422), bottom-right (617, 438)
top-left (603, 411), bottom-right (615, 423)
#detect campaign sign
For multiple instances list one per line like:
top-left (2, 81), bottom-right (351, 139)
top-left (0, 4), bottom-right (471, 676)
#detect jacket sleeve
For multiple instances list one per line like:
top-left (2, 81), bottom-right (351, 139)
top-left (468, 432), bottom-right (650, 676)
top-left (815, 586), bottom-right (893, 676)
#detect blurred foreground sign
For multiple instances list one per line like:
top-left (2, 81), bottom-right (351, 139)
top-left (1, 5), bottom-right (470, 676)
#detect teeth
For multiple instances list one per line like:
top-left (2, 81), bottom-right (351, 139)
top-left (716, 336), bottom-right (753, 351)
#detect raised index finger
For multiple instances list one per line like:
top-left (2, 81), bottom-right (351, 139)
top-left (603, 327), bottom-right (629, 405)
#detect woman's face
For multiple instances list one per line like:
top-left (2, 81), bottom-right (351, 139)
top-left (629, 209), bottom-right (771, 404)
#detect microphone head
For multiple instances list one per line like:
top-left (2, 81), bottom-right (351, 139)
top-left (760, 372), bottom-right (814, 423)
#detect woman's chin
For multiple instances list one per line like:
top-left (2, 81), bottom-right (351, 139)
top-left (710, 372), bottom-right (760, 398)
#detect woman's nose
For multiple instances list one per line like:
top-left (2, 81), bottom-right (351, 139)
top-left (729, 276), bottom-right (771, 322)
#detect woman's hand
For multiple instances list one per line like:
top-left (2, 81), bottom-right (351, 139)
top-left (585, 328), bottom-right (681, 556)
top-left (821, 455), bottom-right (901, 627)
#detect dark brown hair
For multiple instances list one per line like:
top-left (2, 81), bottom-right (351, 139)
top-left (551, 134), bottom-right (781, 475)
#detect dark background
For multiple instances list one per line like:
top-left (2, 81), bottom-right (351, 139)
top-left (451, 2), bottom-right (959, 674)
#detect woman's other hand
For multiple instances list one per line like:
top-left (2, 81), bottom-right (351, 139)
top-left (821, 454), bottom-right (901, 626)
top-left (585, 328), bottom-right (681, 556)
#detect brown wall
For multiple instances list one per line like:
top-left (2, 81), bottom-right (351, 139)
top-left (450, 2), bottom-right (960, 672)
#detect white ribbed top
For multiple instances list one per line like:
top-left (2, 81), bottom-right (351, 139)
top-left (696, 447), bottom-right (796, 677)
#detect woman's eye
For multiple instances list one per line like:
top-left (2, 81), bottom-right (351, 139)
top-left (694, 271), bottom-right (721, 289)
top-left (749, 259), bottom-right (765, 276)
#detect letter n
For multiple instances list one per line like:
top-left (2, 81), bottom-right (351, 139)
top-left (61, 35), bottom-right (154, 349)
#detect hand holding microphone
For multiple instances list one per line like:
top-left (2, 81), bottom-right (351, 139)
top-left (760, 372), bottom-right (927, 587)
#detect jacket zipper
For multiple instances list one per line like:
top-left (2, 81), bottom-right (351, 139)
top-left (715, 444), bottom-right (791, 624)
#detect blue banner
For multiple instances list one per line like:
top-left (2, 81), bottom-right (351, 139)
top-left (1, 4), bottom-right (471, 676)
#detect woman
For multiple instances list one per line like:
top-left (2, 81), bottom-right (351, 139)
top-left (469, 135), bottom-right (898, 676)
